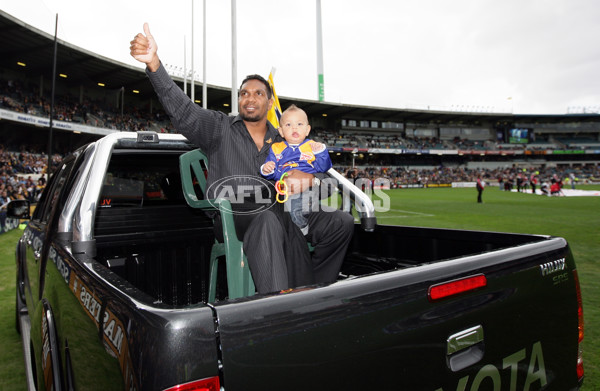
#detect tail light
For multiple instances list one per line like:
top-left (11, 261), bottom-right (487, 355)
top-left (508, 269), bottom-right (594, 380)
top-left (428, 274), bottom-right (487, 301)
top-left (573, 270), bottom-right (584, 380)
top-left (163, 376), bottom-right (220, 391)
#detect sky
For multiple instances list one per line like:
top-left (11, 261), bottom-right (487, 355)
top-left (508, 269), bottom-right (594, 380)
top-left (2, 0), bottom-right (600, 115)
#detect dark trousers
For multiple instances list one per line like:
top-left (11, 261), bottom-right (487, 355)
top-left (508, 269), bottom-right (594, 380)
top-left (223, 206), bottom-right (354, 294)
top-left (305, 209), bottom-right (355, 284)
top-left (477, 187), bottom-right (483, 203)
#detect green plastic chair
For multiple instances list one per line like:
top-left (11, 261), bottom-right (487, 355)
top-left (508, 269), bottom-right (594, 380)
top-left (179, 149), bottom-right (255, 302)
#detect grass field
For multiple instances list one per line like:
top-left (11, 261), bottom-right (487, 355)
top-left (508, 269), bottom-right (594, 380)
top-left (1, 185), bottom-right (598, 390)
top-left (0, 228), bottom-right (27, 391)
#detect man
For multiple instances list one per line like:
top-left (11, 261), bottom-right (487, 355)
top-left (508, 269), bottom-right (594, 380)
top-left (476, 174), bottom-right (485, 203)
top-left (130, 23), bottom-right (354, 294)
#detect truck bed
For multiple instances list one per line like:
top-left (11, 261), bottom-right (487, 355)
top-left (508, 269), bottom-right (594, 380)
top-left (93, 199), bottom-right (549, 307)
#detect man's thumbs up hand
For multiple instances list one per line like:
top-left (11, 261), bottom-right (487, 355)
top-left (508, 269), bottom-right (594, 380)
top-left (130, 23), bottom-right (160, 72)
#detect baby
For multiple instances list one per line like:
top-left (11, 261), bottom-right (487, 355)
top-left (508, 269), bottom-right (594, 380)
top-left (261, 104), bottom-right (332, 234)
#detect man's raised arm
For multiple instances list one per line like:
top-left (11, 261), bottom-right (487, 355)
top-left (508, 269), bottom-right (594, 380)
top-left (127, 23), bottom-right (223, 152)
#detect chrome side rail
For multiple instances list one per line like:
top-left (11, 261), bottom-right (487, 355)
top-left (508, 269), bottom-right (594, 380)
top-left (326, 168), bottom-right (377, 231)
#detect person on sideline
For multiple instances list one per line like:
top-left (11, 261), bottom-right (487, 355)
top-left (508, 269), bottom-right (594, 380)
top-left (129, 23), bottom-right (353, 294)
top-left (476, 174), bottom-right (485, 203)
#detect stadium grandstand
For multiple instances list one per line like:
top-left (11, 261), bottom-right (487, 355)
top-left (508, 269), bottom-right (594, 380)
top-left (1, 9), bottom-right (599, 198)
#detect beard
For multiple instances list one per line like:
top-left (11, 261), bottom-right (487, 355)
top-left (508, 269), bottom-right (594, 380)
top-left (239, 105), bottom-right (265, 122)
top-left (240, 112), bottom-right (261, 122)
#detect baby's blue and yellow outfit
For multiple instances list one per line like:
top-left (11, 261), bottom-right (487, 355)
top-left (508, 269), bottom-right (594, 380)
top-left (261, 139), bottom-right (332, 232)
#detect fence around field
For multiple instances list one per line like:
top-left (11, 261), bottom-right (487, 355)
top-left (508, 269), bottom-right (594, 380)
top-left (0, 212), bottom-right (20, 235)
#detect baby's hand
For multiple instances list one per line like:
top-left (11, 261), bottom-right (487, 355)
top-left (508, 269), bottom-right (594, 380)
top-left (262, 161), bottom-right (276, 174)
top-left (310, 142), bottom-right (326, 153)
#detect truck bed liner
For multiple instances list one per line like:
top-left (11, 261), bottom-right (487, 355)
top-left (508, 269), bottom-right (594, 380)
top-left (94, 204), bottom-right (215, 305)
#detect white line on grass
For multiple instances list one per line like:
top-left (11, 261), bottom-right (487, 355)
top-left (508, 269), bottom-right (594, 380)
top-left (378, 209), bottom-right (435, 218)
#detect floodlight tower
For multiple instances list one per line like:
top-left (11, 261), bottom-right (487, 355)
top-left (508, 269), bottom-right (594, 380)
top-left (191, 0), bottom-right (195, 103)
top-left (316, 0), bottom-right (325, 102)
top-left (231, 0), bottom-right (238, 115)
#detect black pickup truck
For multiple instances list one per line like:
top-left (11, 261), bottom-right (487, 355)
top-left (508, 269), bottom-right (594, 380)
top-left (10, 131), bottom-right (584, 391)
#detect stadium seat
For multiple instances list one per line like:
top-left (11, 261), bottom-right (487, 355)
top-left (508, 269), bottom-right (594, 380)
top-left (179, 149), bottom-right (255, 302)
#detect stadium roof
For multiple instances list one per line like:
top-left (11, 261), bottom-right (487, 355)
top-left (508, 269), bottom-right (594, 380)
top-left (2, 10), bottom-right (599, 127)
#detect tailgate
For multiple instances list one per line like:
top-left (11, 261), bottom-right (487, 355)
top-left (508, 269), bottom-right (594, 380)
top-left (213, 237), bottom-right (580, 390)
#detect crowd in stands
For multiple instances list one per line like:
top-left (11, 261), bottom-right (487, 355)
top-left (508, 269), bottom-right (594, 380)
top-left (1, 78), bottom-right (174, 133)
top-left (1, 142), bottom-right (598, 210)
top-left (341, 164), bottom-right (600, 190)
top-left (0, 144), bottom-right (62, 209)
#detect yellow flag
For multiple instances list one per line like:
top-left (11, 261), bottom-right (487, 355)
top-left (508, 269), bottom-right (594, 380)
top-left (267, 70), bottom-right (282, 128)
